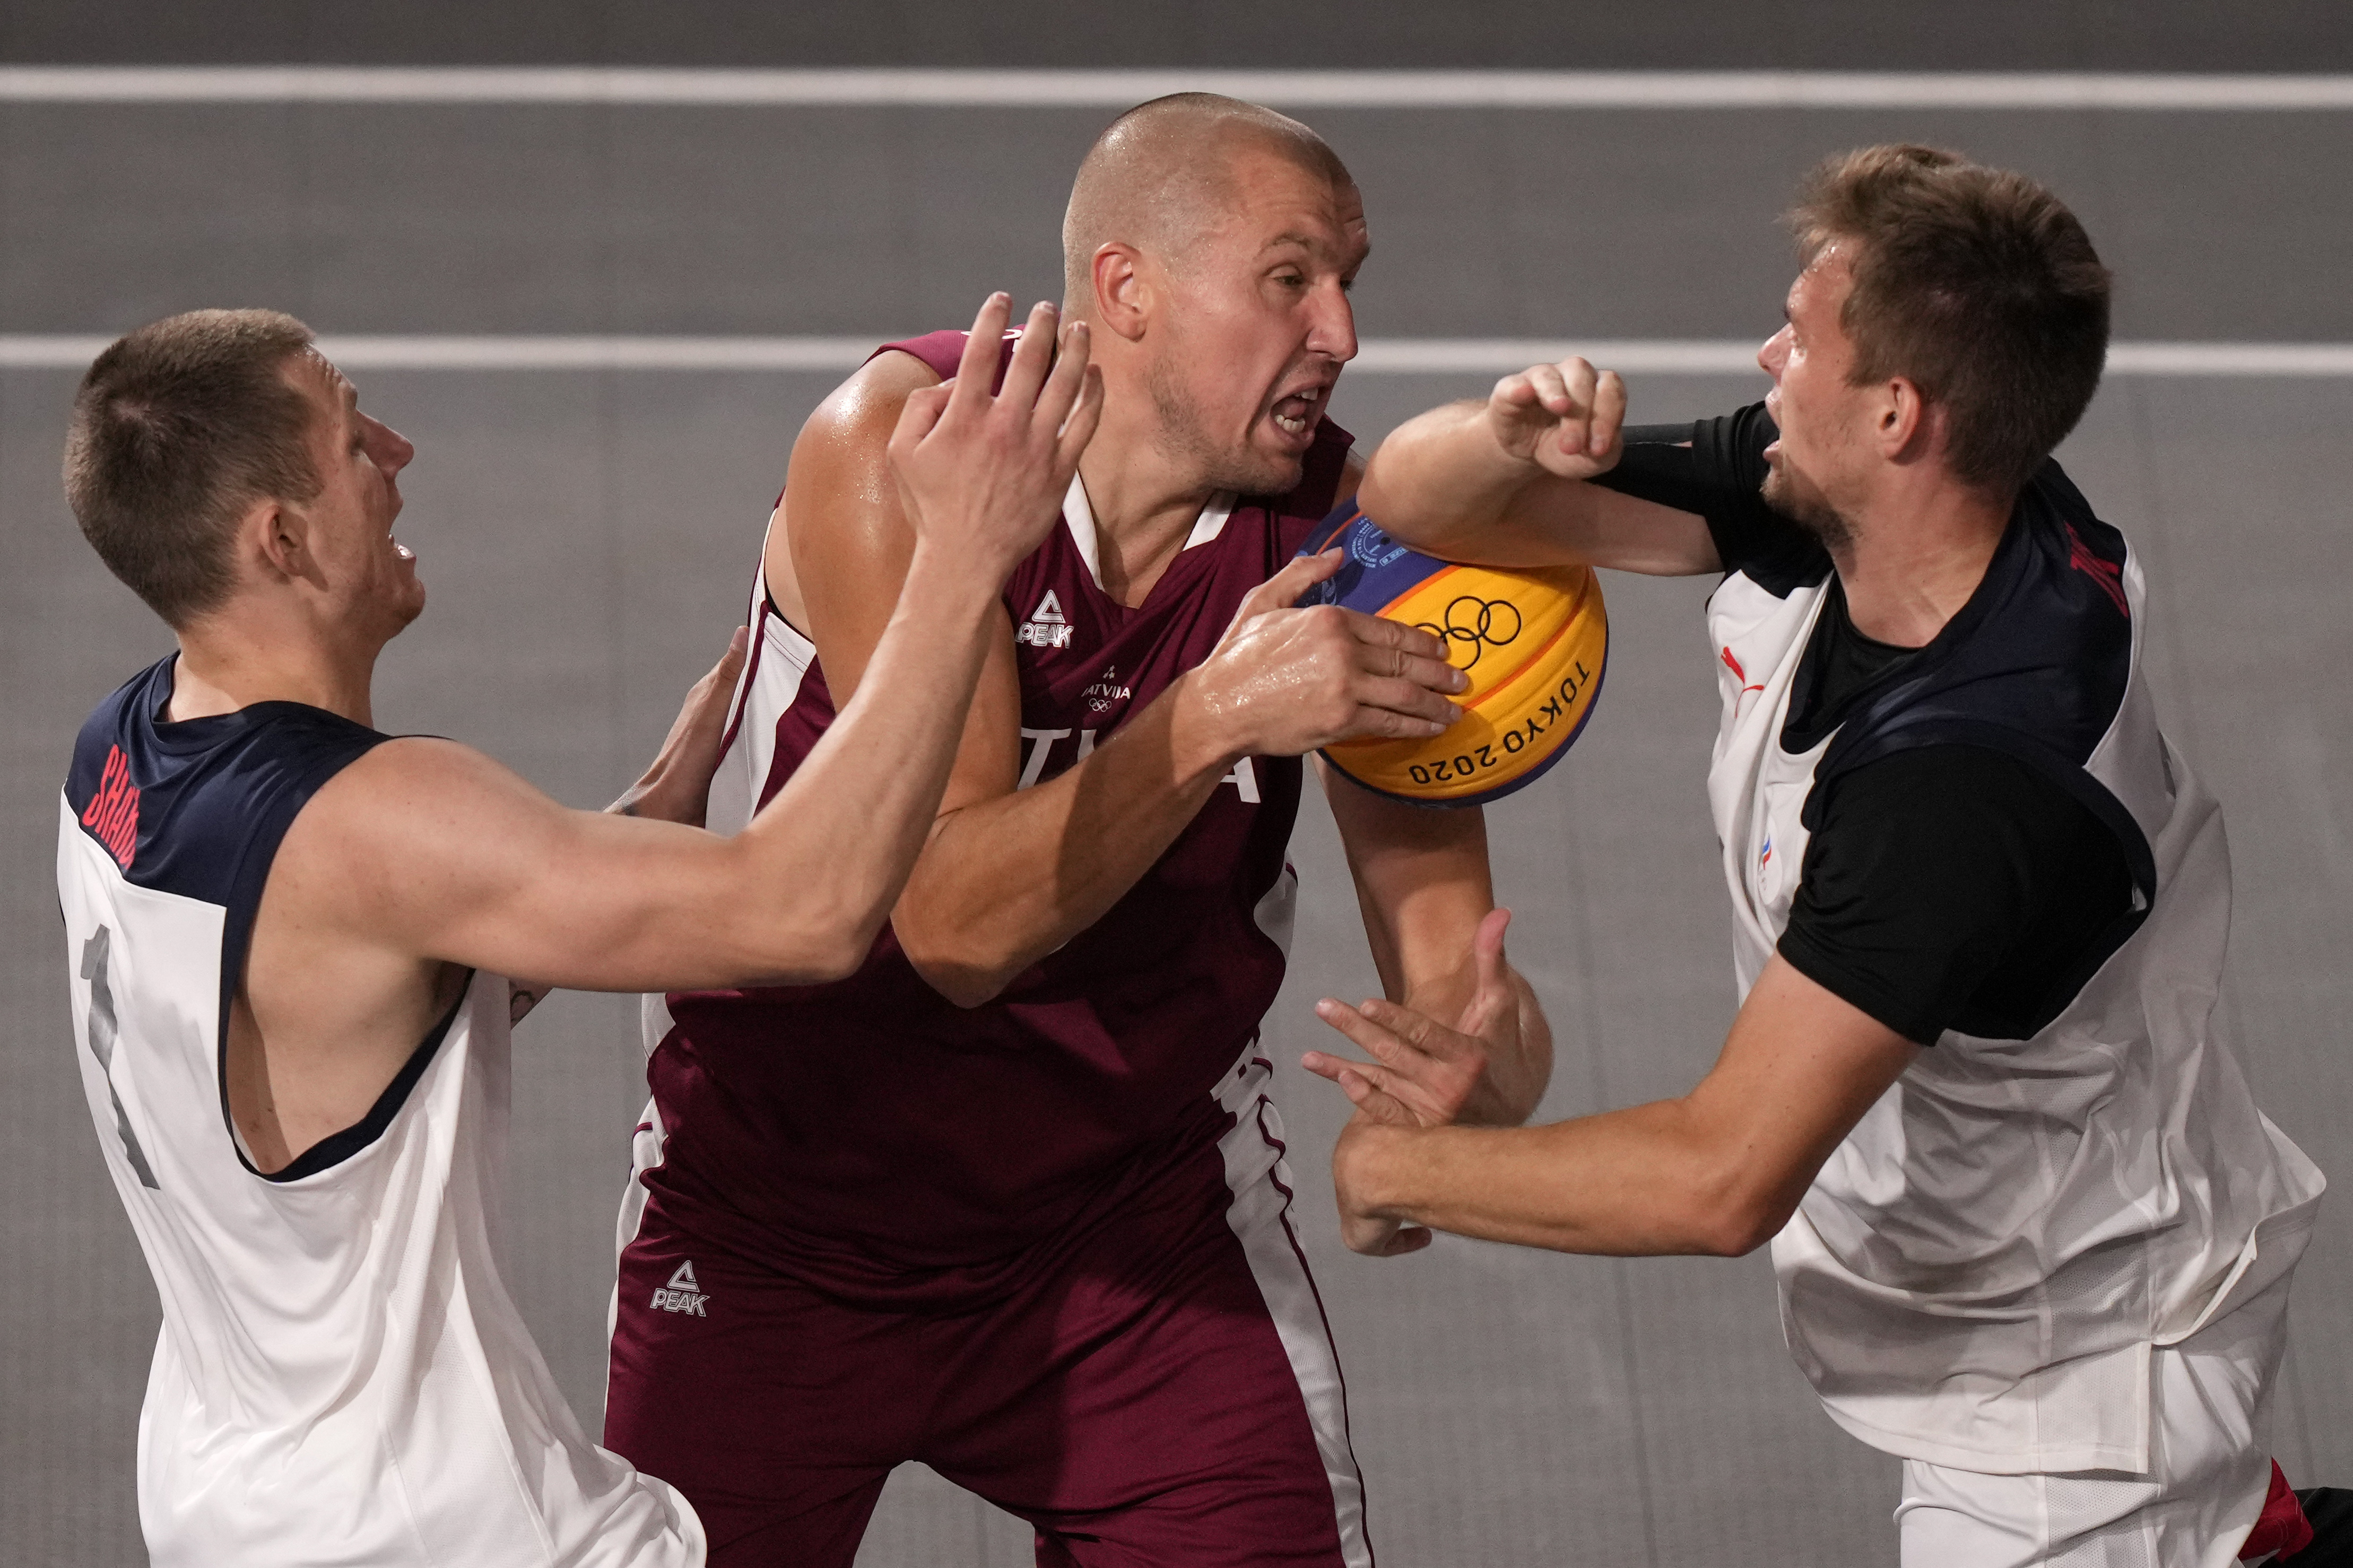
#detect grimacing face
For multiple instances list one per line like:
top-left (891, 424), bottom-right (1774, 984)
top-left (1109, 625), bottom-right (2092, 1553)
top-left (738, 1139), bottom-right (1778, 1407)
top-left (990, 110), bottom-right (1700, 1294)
top-left (285, 351), bottom-right (423, 639)
top-left (1143, 149), bottom-right (1367, 496)
top-left (1756, 245), bottom-right (1873, 548)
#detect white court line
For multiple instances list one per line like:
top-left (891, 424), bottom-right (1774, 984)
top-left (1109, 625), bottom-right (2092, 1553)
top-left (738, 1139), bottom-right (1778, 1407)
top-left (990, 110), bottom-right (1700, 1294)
top-left (6, 335), bottom-right (2353, 376)
top-left (1, 67), bottom-right (2352, 110)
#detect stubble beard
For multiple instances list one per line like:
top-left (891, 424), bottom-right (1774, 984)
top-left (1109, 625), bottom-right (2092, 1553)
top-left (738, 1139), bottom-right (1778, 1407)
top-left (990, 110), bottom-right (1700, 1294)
top-left (1144, 344), bottom-right (1305, 500)
top-left (1761, 461), bottom-right (1855, 553)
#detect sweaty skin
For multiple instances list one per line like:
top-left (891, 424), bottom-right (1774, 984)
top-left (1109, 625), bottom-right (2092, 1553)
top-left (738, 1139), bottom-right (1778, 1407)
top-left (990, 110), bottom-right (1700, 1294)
top-left (192, 298), bottom-right (1100, 1172)
top-left (767, 97), bottom-right (1550, 1125)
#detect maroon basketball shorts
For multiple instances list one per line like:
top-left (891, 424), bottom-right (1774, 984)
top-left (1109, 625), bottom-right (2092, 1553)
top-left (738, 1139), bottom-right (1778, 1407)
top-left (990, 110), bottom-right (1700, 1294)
top-left (604, 1053), bottom-right (1374, 1568)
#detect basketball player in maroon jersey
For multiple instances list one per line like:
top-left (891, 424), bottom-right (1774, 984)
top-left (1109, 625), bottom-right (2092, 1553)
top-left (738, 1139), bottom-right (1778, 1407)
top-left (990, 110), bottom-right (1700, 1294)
top-left (604, 94), bottom-right (1554, 1567)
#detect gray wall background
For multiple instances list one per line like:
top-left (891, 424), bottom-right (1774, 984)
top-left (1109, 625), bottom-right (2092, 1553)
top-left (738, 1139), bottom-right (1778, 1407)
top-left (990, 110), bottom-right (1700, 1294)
top-left (4, 5), bottom-right (2351, 1564)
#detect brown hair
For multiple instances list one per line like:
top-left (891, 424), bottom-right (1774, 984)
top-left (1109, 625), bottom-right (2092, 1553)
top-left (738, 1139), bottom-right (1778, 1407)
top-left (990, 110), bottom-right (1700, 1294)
top-left (63, 308), bottom-right (324, 626)
top-left (1788, 145), bottom-right (2111, 496)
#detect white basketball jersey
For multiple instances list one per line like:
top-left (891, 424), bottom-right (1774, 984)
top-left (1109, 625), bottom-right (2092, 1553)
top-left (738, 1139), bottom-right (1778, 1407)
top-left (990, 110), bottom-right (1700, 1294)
top-left (1708, 471), bottom-right (2323, 1475)
top-left (58, 658), bottom-right (704, 1566)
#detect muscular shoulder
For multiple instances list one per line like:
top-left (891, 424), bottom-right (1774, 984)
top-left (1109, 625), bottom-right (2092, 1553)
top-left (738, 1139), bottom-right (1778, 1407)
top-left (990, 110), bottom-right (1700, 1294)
top-left (770, 350), bottom-right (946, 609)
top-left (275, 738), bottom-right (547, 911)
top-left (800, 349), bottom-right (942, 454)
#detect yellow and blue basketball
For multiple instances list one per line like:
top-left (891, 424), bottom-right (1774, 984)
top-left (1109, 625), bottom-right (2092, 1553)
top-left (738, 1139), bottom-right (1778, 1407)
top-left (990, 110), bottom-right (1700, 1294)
top-left (1296, 504), bottom-right (1607, 808)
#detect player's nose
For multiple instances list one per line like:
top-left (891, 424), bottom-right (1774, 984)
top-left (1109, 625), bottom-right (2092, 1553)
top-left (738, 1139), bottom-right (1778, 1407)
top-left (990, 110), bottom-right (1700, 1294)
top-left (367, 415), bottom-right (416, 476)
top-left (1758, 325), bottom-right (1793, 380)
top-left (1307, 282), bottom-right (1359, 364)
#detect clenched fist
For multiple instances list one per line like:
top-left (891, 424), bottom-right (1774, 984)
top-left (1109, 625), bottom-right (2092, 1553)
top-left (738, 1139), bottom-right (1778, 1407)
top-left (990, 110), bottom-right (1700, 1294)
top-left (1487, 355), bottom-right (1627, 481)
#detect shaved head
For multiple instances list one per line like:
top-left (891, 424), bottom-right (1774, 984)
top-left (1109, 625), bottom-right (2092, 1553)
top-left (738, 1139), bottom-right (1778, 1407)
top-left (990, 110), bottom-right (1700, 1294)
top-left (1063, 93), bottom-right (1354, 307)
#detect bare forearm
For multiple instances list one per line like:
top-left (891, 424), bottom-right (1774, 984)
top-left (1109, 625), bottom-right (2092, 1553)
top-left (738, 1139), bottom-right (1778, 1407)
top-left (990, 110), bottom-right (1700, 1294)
top-left (895, 672), bottom-right (1234, 1004)
top-left (733, 545), bottom-right (1002, 971)
top-left (1341, 1102), bottom-right (1759, 1257)
top-left (1359, 400), bottom-right (1559, 556)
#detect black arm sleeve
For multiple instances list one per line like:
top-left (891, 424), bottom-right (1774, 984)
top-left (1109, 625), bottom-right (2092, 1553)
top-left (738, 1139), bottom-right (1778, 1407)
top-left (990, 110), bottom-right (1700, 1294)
top-left (1777, 745), bottom-right (2134, 1046)
top-left (1592, 402), bottom-right (1821, 585)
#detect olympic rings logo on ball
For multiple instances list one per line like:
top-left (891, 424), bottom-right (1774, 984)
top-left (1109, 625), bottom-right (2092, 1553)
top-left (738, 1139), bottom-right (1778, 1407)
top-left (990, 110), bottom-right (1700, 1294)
top-left (1416, 595), bottom-right (1523, 672)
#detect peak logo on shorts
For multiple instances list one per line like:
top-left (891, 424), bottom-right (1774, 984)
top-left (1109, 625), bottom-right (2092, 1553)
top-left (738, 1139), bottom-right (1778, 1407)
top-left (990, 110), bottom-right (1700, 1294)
top-left (80, 745), bottom-right (141, 870)
top-left (1017, 589), bottom-right (1076, 650)
top-left (650, 1260), bottom-right (708, 1317)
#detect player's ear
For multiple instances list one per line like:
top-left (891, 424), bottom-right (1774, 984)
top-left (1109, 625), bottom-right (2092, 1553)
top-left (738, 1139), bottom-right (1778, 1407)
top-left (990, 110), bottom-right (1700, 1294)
top-left (1089, 242), bottom-right (1151, 342)
top-left (249, 496), bottom-right (325, 590)
top-left (1877, 376), bottom-right (1930, 464)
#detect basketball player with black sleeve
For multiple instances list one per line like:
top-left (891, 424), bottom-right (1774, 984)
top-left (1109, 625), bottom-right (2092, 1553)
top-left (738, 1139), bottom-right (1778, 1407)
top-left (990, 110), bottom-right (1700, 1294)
top-left (54, 297), bottom-right (1098, 1567)
top-left (1603, 402), bottom-right (2139, 1044)
top-left (603, 95), bottom-right (1551, 1568)
top-left (1304, 147), bottom-right (2324, 1566)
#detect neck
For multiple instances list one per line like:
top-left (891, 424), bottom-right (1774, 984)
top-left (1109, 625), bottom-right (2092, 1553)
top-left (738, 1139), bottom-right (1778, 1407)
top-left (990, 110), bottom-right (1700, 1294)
top-left (1072, 365), bottom-right (1227, 607)
top-left (1832, 467), bottom-right (2014, 648)
top-left (169, 609), bottom-right (379, 726)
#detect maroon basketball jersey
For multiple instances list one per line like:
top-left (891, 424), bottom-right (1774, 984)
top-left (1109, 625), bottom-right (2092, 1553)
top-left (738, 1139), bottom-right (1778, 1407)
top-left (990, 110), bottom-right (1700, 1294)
top-left (640, 331), bottom-right (1355, 1309)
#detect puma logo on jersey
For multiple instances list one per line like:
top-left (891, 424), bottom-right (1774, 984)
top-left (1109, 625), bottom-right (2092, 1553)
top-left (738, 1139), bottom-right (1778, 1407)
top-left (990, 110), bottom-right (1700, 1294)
top-left (1016, 589), bottom-right (1076, 649)
top-left (650, 1260), bottom-right (708, 1316)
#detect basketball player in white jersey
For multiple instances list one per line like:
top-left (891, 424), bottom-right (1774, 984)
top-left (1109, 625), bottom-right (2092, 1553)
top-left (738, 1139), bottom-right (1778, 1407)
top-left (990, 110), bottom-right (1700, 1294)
top-left (54, 296), bottom-right (1100, 1566)
top-left (1306, 146), bottom-right (2326, 1564)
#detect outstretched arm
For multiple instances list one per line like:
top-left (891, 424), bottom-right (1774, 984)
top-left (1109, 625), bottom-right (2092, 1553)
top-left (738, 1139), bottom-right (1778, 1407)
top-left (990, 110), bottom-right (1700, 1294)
top-left (1319, 955), bottom-right (1916, 1258)
top-left (1359, 358), bottom-right (1720, 576)
top-left (303, 294), bottom-right (1105, 994)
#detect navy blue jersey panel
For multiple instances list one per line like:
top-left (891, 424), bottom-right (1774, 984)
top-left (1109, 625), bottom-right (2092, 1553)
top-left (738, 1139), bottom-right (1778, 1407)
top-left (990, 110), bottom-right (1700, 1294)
top-left (67, 658), bottom-right (390, 904)
top-left (1799, 462), bottom-right (2144, 901)
top-left (67, 656), bottom-right (393, 1167)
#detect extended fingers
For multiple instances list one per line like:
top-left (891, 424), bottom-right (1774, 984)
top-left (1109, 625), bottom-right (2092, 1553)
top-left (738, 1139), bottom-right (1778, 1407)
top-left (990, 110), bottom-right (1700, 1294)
top-left (1054, 362), bottom-right (1105, 476)
top-left (1345, 612), bottom-right (1466, 722)
top-left (1347, 609), bottom-right (1452, 669)
top-left (949, 294), bottom-right (1013, 413)
top-left (1037, 317), bottom-right (1091, 432)
top-left (1315, 996), bottom-right (1427, 1065)
top-left (998, 300), bottom-right (1061, 413)
top-left (889, 381), bottom-right (954, 460)
top-left (1360, 995), bottom-right (1484, 1065)
top-left (1236, 549), bottom-right (1343, 628)
top-left (1358, 639), bottom-right (1468, 698)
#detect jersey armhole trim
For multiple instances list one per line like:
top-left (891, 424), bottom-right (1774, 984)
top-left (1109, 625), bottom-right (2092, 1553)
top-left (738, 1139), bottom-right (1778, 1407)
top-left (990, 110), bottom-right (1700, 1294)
top-left (252, 977), bottom-right (471, 1184)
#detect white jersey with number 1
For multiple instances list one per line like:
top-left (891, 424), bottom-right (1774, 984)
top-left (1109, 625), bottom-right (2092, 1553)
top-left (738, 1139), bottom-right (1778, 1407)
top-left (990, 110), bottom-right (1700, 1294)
top-left (55, 656), bottom-right (704, 1567)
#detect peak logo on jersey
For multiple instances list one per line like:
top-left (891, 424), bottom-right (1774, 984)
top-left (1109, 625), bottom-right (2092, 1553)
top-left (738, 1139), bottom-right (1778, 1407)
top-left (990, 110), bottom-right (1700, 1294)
top-left (80, 745), bottom-right (141, 869)
top-left (651, 1260), bottom-right (708, 1317)
top-left (1017, 589), bottom-right (1075, 650)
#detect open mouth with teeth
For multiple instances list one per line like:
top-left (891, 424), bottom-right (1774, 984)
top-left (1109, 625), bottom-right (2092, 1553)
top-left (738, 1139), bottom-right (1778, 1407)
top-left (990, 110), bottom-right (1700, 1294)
top-left (1270, 387), bottom-right (1328, 439)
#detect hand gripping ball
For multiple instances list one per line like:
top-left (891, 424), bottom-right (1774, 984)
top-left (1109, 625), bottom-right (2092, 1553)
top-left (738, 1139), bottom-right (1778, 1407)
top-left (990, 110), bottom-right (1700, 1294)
top-left (1295, 503), bottom-right (1607, 808)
